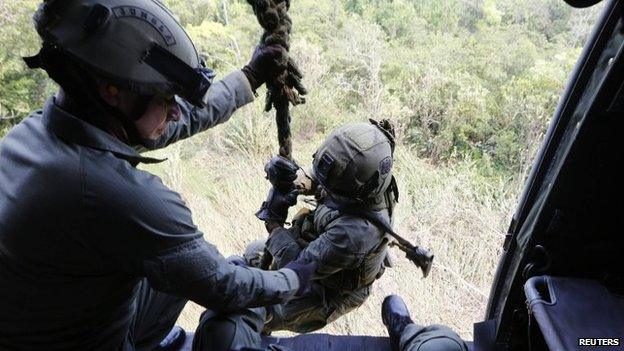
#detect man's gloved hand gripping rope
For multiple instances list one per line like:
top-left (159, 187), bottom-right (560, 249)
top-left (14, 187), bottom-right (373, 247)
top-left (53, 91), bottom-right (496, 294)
top-left (245, 0), bottom-right (309, 272)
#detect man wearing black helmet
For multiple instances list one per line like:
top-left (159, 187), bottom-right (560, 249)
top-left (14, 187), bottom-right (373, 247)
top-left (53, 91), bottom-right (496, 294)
top-left (0, 1), bottom-right (316, 350)
top-left (259, 120), bottom-right (400, 333)
top-left (193, 120), bottom-right (467, 351)
top-left (193, 120), bottom-right (400, 350)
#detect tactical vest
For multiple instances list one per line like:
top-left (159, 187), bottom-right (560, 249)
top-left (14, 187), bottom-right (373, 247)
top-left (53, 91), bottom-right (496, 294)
top-left (294, 177), bottom-right (399, 294)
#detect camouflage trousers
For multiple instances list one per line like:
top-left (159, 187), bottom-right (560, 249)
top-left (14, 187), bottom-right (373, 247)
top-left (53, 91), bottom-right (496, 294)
top-left (266, 284), bottom-right (371, 333)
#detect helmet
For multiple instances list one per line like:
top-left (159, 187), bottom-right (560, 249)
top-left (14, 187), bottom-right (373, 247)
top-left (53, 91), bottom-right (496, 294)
top-left (26, 0), bottom-right (213, 107)
top-left (312, 120), bottom-right (396, 202)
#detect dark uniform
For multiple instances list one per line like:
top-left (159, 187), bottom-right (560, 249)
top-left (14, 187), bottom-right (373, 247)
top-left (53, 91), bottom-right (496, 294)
top-left (263, 197), bottom-right (393, 332)
top-left (194, 121), bottom-right (399, 350)
top-left (194, 121), bottom-right (466, 351)
top-left (194, 200), bottom-right (394, 350)
top-left (399, 324), bottom-right (467, 351)
top-left (0, 71), bottom-right (301, 350)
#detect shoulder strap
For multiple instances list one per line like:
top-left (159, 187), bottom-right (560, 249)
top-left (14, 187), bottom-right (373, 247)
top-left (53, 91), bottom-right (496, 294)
top-left (324, 197), bottom-right (410, 248)
top-left (323, 197), bottom-right (392, 230)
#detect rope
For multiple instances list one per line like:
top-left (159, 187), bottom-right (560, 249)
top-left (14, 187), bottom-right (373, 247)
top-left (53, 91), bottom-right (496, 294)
top-left (246, 0), bottom-right (307, 160)
top-left (247, 0), bottom-right (307, 270)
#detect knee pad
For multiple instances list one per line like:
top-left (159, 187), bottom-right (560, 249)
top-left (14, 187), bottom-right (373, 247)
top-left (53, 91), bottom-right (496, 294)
top-left (418, 337), bottom-right (466, 351)
top-left (193, 318), bottom-right (237, 351)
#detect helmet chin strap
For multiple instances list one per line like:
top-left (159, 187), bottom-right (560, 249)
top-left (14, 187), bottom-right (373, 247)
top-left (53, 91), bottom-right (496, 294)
top-left (113, 94), bottom-right (153, 146)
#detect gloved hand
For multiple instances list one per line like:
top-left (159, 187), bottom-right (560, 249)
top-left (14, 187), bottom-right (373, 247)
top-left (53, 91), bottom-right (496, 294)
top-left (242, 44), bottom-right (286, 91)
top-left (225, 255), bottom-right (248, 267)
top-left (255, 187), bottom-right (298, 224)
top-left (264, 155), bottom-right (299, 192)
top-left (284, 258), bottom-right (318, 296)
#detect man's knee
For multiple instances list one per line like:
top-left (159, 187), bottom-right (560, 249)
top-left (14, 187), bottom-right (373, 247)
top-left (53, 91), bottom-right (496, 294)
top-left (193, 315), bottom-right (238, 351)
top-left (193, 309), bottom-right (265, 351)
top-left (418, 337), bottom-right (466, 351)
top-left (402, 324), bottom-right (466, 351)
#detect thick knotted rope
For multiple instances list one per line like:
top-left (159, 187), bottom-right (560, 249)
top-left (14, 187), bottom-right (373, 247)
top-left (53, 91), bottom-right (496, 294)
top-left (246, 0), bottom-right (307, 161)
top-left (247, 0), bottom-right (307, 270)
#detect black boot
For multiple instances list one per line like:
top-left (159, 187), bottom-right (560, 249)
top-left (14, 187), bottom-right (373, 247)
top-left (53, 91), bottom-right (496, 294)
top-left (382, 295), bottom-right (414, 351)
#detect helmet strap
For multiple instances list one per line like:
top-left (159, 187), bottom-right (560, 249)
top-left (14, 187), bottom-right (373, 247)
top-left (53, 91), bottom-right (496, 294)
top-left (111, 94), bottom-right (153, 146)
top-left (357, 171), bottom-right (381, 199)
top-left (108, 105), bottom-right (143, 145)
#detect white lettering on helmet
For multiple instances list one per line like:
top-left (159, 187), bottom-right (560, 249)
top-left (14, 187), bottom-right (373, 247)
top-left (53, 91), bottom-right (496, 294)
top-left (112, 6), bottom-right (177, 46)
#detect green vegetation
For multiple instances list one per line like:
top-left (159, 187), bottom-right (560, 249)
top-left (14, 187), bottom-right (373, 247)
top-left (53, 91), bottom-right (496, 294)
top-left (0, 0), bottom-right (602, 338)
top-left (0, 1), bottom-right (55, 134)
top-left (1, 0), bottom-right (600, 176)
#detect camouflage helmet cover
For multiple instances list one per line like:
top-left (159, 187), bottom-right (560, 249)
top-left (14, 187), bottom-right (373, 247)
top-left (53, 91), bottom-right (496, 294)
top-left (312, 120), bottom-right (395, 201)
top-left (30, 0), bottom-right (212, 106)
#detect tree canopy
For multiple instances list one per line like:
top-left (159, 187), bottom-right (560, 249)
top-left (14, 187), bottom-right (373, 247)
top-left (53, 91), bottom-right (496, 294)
top-left (0, 0), bottom-right (601, 176)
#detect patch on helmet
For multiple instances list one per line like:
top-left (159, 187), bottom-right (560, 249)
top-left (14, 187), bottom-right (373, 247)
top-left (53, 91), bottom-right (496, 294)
top-left (380, 157), bottom-right (392, 175)
top-left (316, 153), bottom-right (335, 181)
top-left (113, 6), bottom-right (177, 46)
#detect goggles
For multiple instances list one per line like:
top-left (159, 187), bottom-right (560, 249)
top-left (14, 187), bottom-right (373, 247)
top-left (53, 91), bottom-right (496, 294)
top-left (143, 44), bottom-right (216, 108)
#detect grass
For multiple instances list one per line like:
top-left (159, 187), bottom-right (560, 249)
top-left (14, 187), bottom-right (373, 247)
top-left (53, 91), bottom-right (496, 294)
top-left (141, 112), bottom-right (517, 340)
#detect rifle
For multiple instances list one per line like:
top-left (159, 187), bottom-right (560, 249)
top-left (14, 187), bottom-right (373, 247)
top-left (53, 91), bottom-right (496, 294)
top-left (342, 207), bottom-right (434, 278)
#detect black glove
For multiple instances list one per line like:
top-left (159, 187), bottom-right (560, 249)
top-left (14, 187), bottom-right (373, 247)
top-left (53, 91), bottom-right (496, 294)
top-left (255, 187), bottom-right (298, 224)
top-left (265, 155), bottom-right (299, 192)
top-left (242, 44), bottom-right (286, 91)
top-left (284, 259), bottom-right (318, 296)
top-left (225, 255), bottom-right (248, 267)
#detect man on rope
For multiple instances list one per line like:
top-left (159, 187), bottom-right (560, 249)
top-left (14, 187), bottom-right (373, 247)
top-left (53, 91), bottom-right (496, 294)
top-left (193, 121), bottom-right (466, 351)
top-left (194, 120), bottom-right (400, 349)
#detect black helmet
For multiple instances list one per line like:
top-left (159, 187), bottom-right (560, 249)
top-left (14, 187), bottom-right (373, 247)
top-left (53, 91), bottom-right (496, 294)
top-left (26, 0), bottom-right (214, 107)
